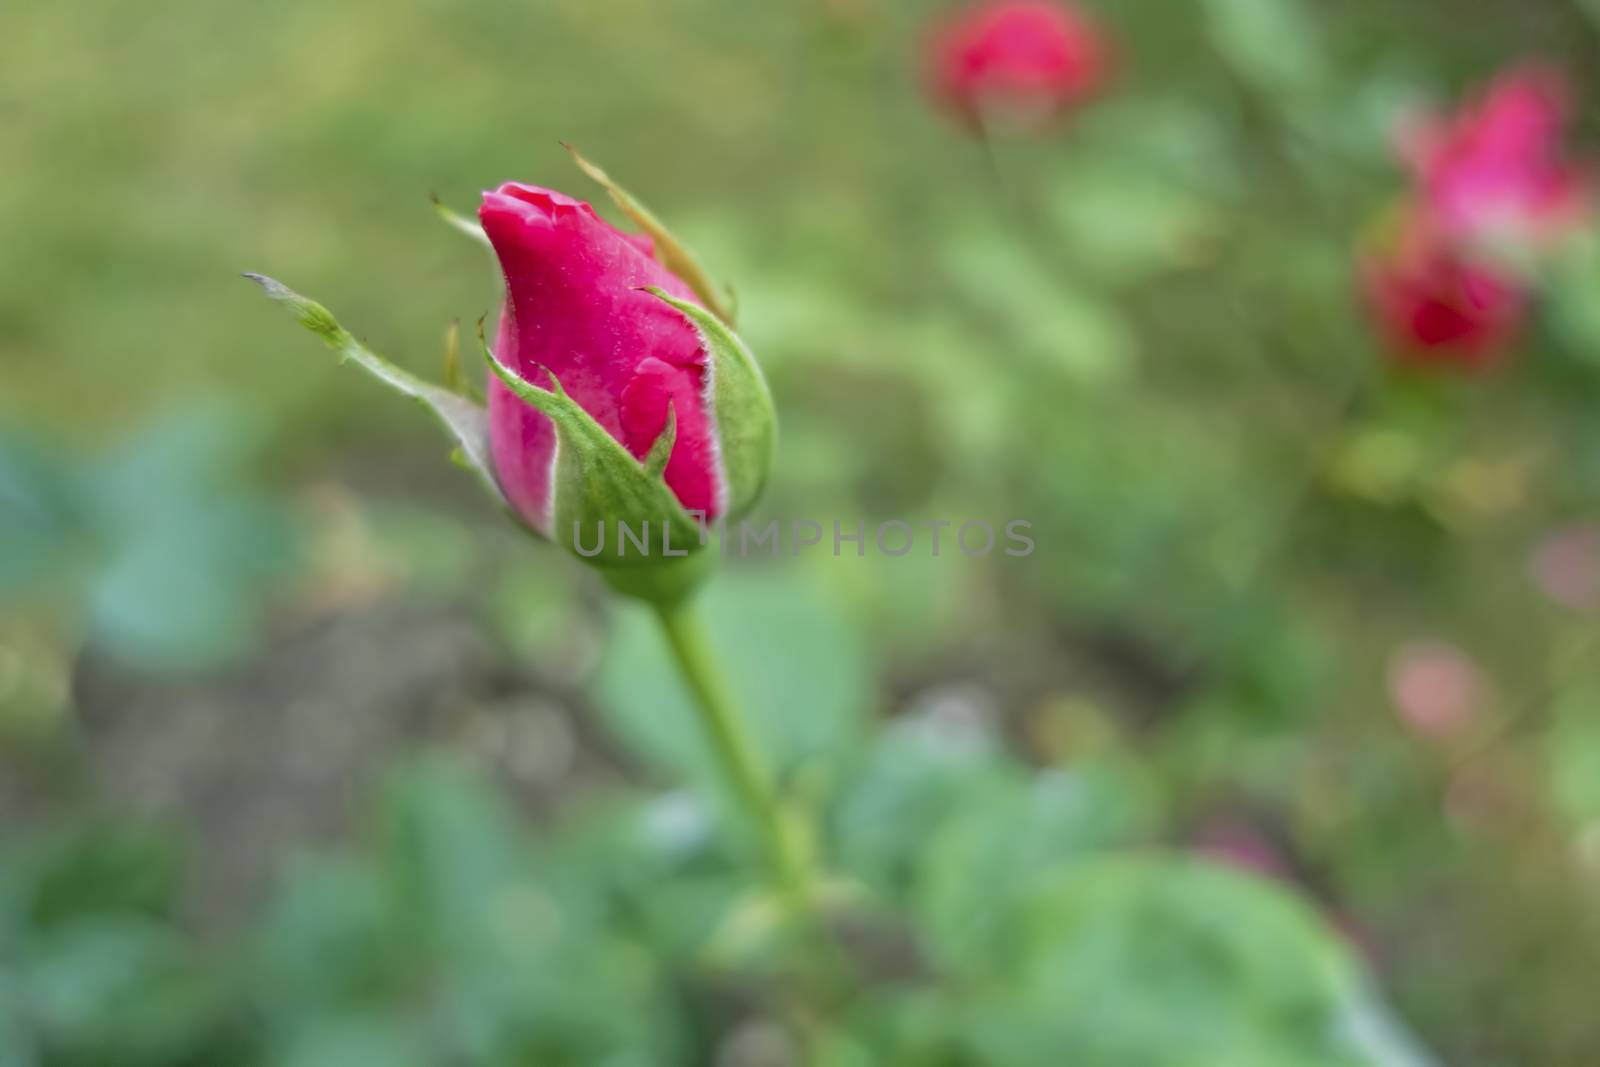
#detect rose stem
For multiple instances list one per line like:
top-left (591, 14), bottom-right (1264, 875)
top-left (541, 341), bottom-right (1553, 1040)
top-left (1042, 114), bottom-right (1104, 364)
top-left (650, 596), bottom-right (816, 911)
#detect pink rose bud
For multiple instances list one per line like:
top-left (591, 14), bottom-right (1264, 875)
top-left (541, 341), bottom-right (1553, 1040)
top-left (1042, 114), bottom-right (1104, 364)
top-left (1399, 64), bottom-right (1591, 251)
top-left (1387, 640), bottom-right (1484, 742)
top-left (925, 0), bottom-right (1110, 132)
top-left (1359, 211), bottom-right (1526, 370)
top-left (480, 184), bottom-right (724, 534)
top-left (251, 152), bottom-right (774, 605)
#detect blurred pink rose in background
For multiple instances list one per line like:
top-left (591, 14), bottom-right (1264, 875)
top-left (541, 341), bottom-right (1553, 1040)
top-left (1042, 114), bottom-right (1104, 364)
top-left (1400, 65), bottom-right (1591, 250)
top-left (1361, 63), bottom-right (1591, 367)
top-left (925, 0), bottom-right (1110, 132)
top-left (1388, 640), bottom-right (1485, 742)
top-left (1529, 523), bottom-right (1600, 611)
top-left (1360, 213), bottom-right (1526, 370)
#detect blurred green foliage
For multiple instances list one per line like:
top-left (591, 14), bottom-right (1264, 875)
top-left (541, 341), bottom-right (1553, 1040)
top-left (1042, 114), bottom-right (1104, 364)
top-left (0, 406), bottom-right (297, 673)
top-left (7, 0), bottom-right (1600, 1063)
top-left (0, 741), bottom-right (1397, 1066)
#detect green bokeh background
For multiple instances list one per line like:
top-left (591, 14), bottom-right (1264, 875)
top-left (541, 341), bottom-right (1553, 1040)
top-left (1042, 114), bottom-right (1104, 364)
top-left (6, 1), bottom-right (1600, 1064)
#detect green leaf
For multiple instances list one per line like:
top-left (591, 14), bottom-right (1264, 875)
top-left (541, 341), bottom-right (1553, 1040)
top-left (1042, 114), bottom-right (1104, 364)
top-left (0, 426), bottom-right (92, 597)
top-left (913, 763), bottom-right (1164, 970)
top-left (641, 287), bottom-right (777, 521)
top-left (566, 143), bottom-right (737, 325)
top-left (957, 855), bottom-right (1368, 1067)
top-left (277, 1018), bottom-right (431, 1067)
top-left (12, 823), bottom-right (183, 929)
top-left (69, 404), bottom-right (298, 670)
top-left (0, 824), bottom-right (223, 1064)
top-left (249, 853), bottom-right (393, 1025)
top-left (1336, 986), bottom-right (1440, 1067)
top-left (831, 719), bottom-right (1011, 896)
top-left (20, 919), bottom-right (221, 1064)
top-left (375, 760), bottom-right (525, 953)
top-left (1, 405), bottom-right (300, 671)
top-left (250, 761), bottom-right (681, 1064)
top-left (245, 274), bottom-right (507, 516)
top-left (88, 494), bottom-right (295, 671)
top-left (535, 793), bottom-right (742, 962)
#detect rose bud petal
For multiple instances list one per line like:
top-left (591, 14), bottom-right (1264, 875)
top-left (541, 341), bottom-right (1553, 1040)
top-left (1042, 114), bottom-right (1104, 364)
top-left (1399, 64), bottom-right (1592, 253)
top-left (481, 184), bottom-right (724, 534)
top-left (925, 0), bottom-right (1110, 132)
top-left (1359, 210), bottom-right (1527, 371)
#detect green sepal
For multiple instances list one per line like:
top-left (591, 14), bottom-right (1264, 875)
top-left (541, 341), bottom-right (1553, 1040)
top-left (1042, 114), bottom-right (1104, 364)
top-left (478, 327), bottom-right (709, 580)
top-left (644, 403), bottom-right (677, 480)
top-left (430, 193), bottom-right (491, 249)
top-left (597, 548), bottom-right (714, 606)
top-left (640, 287), bottom-right (776, 522)
top-left (441, 320), bottom-right (485, 403)
top-left (244, 273), bottom-right (510, 515)
top-left (565, 143), bottom-right (738, 326)
top-left (432, 194), bottom-right (505, 304)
